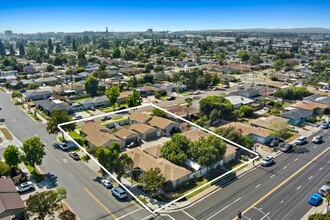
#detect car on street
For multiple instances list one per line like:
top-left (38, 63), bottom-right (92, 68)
top-left (0, 118), bottom-right (5, 123)
top-left (318, 185), bottom-right (330, 197)
top-left (101, 116), bottom-right (111, 121)
top-left (308, 193), bottom-right (323, 206)
top-left (16, 181), bottom-right (35, 193)
top-left (58, 142), bottom-right (69, 151)
top-left (321, 122), bottom-right (329, 129)
top-left (167, 96), bottom-right (176, 101)
top-left (260, 156), bottom-right (274, 166)
top-left (101, 179), bottom-right (113, 189)
top-left (68, 152), bottom-right (80, 160)
top-left (312, 135), bottom-right (323, 144)
top-left (193, 90), bottom-right (201, 95)
top-left (269, 139), bottom-right (279, 147)
top-left (279, 143), bottom-right (294, 153)
top-left (295, 136), bottom-right (307, 145)
top-left (111, 187), bottom-right (127, 199)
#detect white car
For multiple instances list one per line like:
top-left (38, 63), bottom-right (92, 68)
top-left (16, 181), bottom-right (35, 193)
top-left (193, 90), bottom-right (201, 95)
top-left (260, 156), bottom-right (274, 166)
top-left (58, 142), bottom-right (69, 151)
top-left (101, 179), bottom-right (113, 189)
top-left (111, 187), bottom-right (127, 199)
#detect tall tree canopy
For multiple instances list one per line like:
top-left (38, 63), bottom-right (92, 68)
top-left (22, 137), bottom-right (46, 171)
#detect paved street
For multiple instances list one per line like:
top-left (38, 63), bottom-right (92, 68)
top-left (167, 128), bottom-right (330, 220)
top-left (0, 92), bottom-right (152, 220)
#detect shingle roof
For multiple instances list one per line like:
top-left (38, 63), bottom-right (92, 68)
top-left (292, 101), bottom-right (329, 111)
top-left (79, 95), bottom-right (109, 105)
top-left (281, 109), bottom-right (312, 120)
top-left (0, 193), bottom-right (25, 215)
top-left (222, 122), bottom-right (271, 138)
top-left (126, 148), bottom-right (191, 182)
top-left (35, 100), bottom-right (70, 112)
top-left (24, 90), bottom-right (53, 98)
top-left (166, 105), bottom-right (199, 117)
top-left (181, 130), bottom-right (210, 142)
top-left (250, 116), bottom-right (289, 130)
top-left (129, 112), bottom-right (152, 123)
top-left (130, 124), bottom-right (157, 134)
top-left (81, 122), bottom-right (120, 147)
top-left (0, 179), bottom-right (16, 193)
top-left (114, 128), bottom-right (139, 140)
top-left (148, 116), bottom-right (178, 129)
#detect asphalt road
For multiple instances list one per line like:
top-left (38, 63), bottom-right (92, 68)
top-left (168, 128), bottom-right (330, 220)
top-left (0, 92), bottom-right (153, 220)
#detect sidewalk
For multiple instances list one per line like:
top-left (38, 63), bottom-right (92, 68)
top-left (301, 200), bottom-right (328, 220)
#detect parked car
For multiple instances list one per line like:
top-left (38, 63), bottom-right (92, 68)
top-left (111, 187), bottom-right (127, 199)
top-left (167, 96), bottom-right (176, 101)
top-left (101, 179), bottom-right (113, 189)
top-left (193, 90), bottom-right (201, 95)
top-left (58, 142), bottom-right (69, 151)
top-left (287, 126), bottom-right (299, 133)
top-left (321, 122), bottom-right (329, 129)
top-left (260, 156), bottom-right (274, 166)
top-left (238, 85), bottom-right (245, 90)
top-left (16, 181), bottom-right (35, 193)
top-left (185, 97), bottom-right (193, 102)
top-left (269, 139), bottom-right (279, 147)
top-left (68, 152), bottom-right (80, 160)
top-left (101, 116), bottom-right (111, 121)
top-left (74, 115), bottom-right (83, 120)
top-left (0, 118), bottom-right (5, 123)
top-left (90, 106), bottom-right (96, 111)
top-left (279, 143), bottom-right (294, 153)
top-left (308, 193), bottom-right (323, 206)
top-left (127, 142), bottom-right (136, 148)
top-left (318, 185), bottom-right (330, 197)
top-left (116, 106), bottom-right (127, 111)
top-left (295, 136), bottom-right (307, 145)
top-left (312, 135), bottom-right (323, 144)
top-left (223, 84), bottom-right (230, 88)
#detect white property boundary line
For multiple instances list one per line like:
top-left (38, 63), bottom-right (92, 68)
top-left (58, 103), bottom-right (259, 214)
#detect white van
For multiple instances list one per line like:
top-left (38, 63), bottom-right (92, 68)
top-left (295, 136), bottom-right (307, 145)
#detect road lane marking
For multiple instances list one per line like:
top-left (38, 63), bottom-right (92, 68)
top-left (297, 186), bottom-right (301, 190)
top-left (313, 146), bottom-right (316, 149)
top-left (319, 167), bottom-right (323, 171)
top-left (294, 158), bottom-right (298, 161)
top-left (270, 174), bottom-right (275, 178)
top-left (309, 176), bottom-right (313, 180)
top-left (45, 149), bottom-right (61, 165)
top-left (260, 212), bottom-right (270, 220)
top-left (84, 187), bottom-right (117, 219)
top-left (233, 146), bottom-right (330, 220)
top-left (181, 209), bottom-right (196, 220)
top-left (255, 184), bottom-right (261, 188)
top-left (117, 208), bottom-right (142, 220)
top-left (207, 197), bottom-right (241, 220)
top-left (280, 200), bottom-right (284, 204)
top-left (283, 166), bottom-right (287, 170)
top-left (62, 159), bottom-right (68, 163)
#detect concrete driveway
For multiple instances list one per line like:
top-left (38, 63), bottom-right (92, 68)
top-left (140, 137), bottom-right (171, 150)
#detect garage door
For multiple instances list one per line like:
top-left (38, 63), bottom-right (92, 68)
top-left (145, 131), bottom-right (157, 140)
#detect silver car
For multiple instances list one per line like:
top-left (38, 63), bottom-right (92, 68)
top-left (16, 181), bottom-right (35, 193)
top-left (260, 156), bottom-right (274, 166)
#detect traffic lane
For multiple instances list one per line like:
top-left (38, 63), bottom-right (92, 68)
top-left (246, 149), bottom-right (330, 220)
top-left (173, 131), bottom-right (328, 220)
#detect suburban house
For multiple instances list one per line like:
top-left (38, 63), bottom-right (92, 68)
top-left (80, 122), bottom-right (121, 148)
top-left (79, 95), bottom-right (110, 110)
top-left (126, 148), bottom-right (191, 188)
top-left (304, 94), bottom-right (330, 105)
top-left (52, 84), bottom-right (84, 96)
top-left (0, 178), bottom-right (25, 220)
top-left (222, 122), bottom-right (273, 144)
top-left (250, 116), bottom-right (289, 130)
top-left (291, 101), bottom-right (329, 115)
top-left (23, 90), bottom-right (53, 101)
top-left (228, 88), bottom-right (260, 98)
top-left (33, 77), bottom-right (57, 85)
top-left (129, 112), bottom-right (152, 124)
top-left (35, 99), bottom-right (72, 115)
top-left (114, 128), bottom-right (140, 147)
top-left (130, 123), bottom-right (159, 141)
top-left (139, 85), bottom-right (166, 96)
top-left (148, 116), bottom-right (180, 136)
top-left (225, 96), bottom-right (255, 108)
top-left (165, 105), bottom-right (199, 120)
top-left (117, 91), bottom-right (133, 104)
top-left (281, 108), bottom-right (313, 125)
top-left (181, 130), bottom-right (237, 165)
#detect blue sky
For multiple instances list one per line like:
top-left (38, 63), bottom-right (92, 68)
top-left (0, 0), bottom-right (329, 33)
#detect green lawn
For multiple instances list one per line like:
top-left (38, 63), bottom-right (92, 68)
top-left (35, 109), bottom-right (51, 120)
top-left (0, 128), bottom-right (12, 140)
top-left (113, 116), bottom-right (124, 121)
top-left (71, 96), bottom-right (91, 103)
top-left (100, 107), bottom-right (114, 113)
top-left (136, 195), bottom-right (148, 205)
top-left (27, 111), bottom-right (42, 122)
top-left (185, 179), bottom-right (210, 199)
top-left (25, 164), bottom-right (44, 183)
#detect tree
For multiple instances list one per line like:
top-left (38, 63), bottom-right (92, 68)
top-left (189, 136), bottom-right (226, 166)
top-left (116, 153), bottom-right (134, 180)
top-left (112, 48), bottom-right (121, 58)
top-left (56, 187), bottom-right (67, 212)
top-left (238, 105), bottom-right (254, 118)
top-left (105, 85), bottom-right (120, 108)
top-left (215, 126), bottom-right (254, 149)
top-left (200, 95), bottom-right (234, 120)
top-left (274, 86), bottom-right (312, 100)
top-left (139, 168), bottom-right (166, 192)
top-left (308, 212), bottom-right (330, 220)
top-left (78, 58), bottom-right (87, 67)
top-left (161, 134), bottom-right (191, 165)
top-left (152, 108), bottom-right (166, 118)
top-left (0, 40), bottom-right (6, 56)
top-left (26, 190), bottom-right (60, 220)
top-left (19, 44), bottom-right (25, 56)
top-left (9, 44), bottom-right (15, 56)
top-left (11, 90), bottom-right (22, 99)
top-left (3, 145), bottom-right (22, 168)
top-left (47, 39), bottom-right (53, 54)
top-left (46, 110), bottom-right (76, 140)
top-left (126, 89), bottom-right (142, 107)
top-left (46, 64), bottom-right (55, 72)
top-left (22, 137), bottom-right (46, 172)
top-left (55, 42), bottom-right (61, 53)
top-left (269, 122), bottom-right (288, 139)
top-left (72, 39), bottom-right (77, 51)
top-left (84, 76), bottom-right (99, 97)
top-left (272, 59), bottom-right (284, 71)
top-left (0, 161), bottom-right (10, 176)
